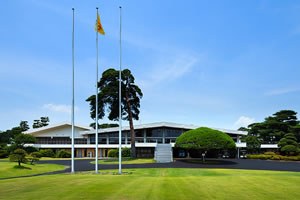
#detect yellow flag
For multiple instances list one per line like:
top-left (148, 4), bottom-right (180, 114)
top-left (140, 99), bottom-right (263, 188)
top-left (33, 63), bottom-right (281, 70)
top-left (95, 12), bottom-right (105, 35)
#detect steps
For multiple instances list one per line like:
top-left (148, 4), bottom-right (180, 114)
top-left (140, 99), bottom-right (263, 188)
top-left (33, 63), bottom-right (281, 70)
top-left (154, 144), bottom-right (173, 163)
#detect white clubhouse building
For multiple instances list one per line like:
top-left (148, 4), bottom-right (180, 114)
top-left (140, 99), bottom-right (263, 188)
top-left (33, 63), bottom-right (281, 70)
top-left (24, 121), bottom-right (278, 158)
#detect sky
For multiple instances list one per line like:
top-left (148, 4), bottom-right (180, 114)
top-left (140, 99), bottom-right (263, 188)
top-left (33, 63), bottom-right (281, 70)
top-left (1, 0), bottom-right (300, 131)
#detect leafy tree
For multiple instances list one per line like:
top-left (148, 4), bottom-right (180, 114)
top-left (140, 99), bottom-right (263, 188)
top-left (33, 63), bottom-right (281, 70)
top-left (175, 127), bottom-right (236, 159)
top-left (278, 133), bottom-right (299, 156)
top-left (244, 136), bottom-right (261, 154)
top-left (20, 121), bottom-right (30, 131)
top-left (86, 68), bottom-right (143, 158)
top-left (33, 120), bottom-right (43, 129)
top-left (246, 110), bottom-right (299, 144)
top-left (27, 152), bottom-right (41, 164)
top-left (0, 145), bottom-right (8, 158)
top-left (14, 134), bottom-right (36, 147)
top-left (89, 123), bottom-right (119, 129)
top-left (9, 149), bottom-right (27, 166)
top-left (40, 117), bottom-right (50, 127)
top-left (0, 126), bottom-right (23, 144)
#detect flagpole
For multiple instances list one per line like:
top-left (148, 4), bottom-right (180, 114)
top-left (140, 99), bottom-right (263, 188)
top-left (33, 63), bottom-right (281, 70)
top-left (118, 6), bottom-right (122, 174)
top-left (95, 7), bottom-right (99, 174)
top-left (71, 8), bottom-right (75, 174)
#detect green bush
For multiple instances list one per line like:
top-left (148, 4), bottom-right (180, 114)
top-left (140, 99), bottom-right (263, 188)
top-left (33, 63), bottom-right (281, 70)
top-left (264, 152), bottom-right (276, 155)
top-left (31, 151), bottom-right (41, 158)
top-left (247, 154), bottom-right (300, 161)
top-left (0, 149), bottom-right (9, 158)
top-left (121, 147), bottom-right (131, 157)
top-left (271, 155), bottom-right (281, 160)
top-left (56, 149), bottom-right (71, 158)
top-left (176, 127), bottom-right (236, 150)
top-left (40, 149), bottom-right (55, 158)
top-left (108, 149), bottom-right (118, 157)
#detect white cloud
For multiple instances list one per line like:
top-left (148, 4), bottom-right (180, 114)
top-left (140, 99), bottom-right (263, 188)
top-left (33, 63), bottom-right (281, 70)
top-left (234, 116), bottom-right (255, 129)
top-left (139, 54), bottom-right (198, 88)
top-left (265, 88), bottom-right (300, 96)
top-left (43, 104), bottom-right (78, 113)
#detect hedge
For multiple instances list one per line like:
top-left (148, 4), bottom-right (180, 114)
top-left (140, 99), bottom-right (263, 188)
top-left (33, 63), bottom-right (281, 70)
top-left (246, 154), bottom-right (300, 161)
top-left (107, 148), bottom-right (131, 158)
top-left (56, 149), bottom-right (71, 158)
top-left (39, 149), bottom-right (55, 158)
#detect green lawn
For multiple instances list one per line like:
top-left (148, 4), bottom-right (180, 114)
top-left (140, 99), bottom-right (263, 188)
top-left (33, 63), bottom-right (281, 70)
top-left (0, 162), bottom-right (65, 179)
top-left (0, 168), bottom-right (300, 200)
top-left (90, 158), bottom-right (156, 164)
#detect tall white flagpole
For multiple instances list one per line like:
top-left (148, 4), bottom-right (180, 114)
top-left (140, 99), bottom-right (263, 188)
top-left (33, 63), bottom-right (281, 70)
top-left (95, 7), bottom-right (99, 174)
top-left (71, 8), bottom-right (75, 174)
top-left (118, 6), bottom-right (122, 174)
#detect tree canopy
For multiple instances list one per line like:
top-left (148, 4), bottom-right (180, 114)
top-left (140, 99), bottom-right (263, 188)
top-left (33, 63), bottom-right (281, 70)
top-left (86, 68), bottom-right (143, 157)
top-left (175, 127), bottom-right (236, 150)
top-left (278, 133), bottom-right (299, 155)
top-left (33, 117), bottom-right (50, 129)
top-left (240, 110), bottom-right (300, 144)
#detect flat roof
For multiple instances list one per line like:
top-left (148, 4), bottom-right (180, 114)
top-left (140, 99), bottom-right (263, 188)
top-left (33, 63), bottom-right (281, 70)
top-left (82, 122), bottom-right (247, 136)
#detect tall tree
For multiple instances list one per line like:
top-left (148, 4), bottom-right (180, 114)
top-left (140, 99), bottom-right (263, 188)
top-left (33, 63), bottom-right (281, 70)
top-left (86, 68), bottom-right (143, 157)
top-left (245, 110), bottom-right (299, 144)
top-left (89, 123), bottom-right (119, 129)
top-left (40, 117), bottom-right (50, 127)
top-left (33, 117), bottom-right (50, 129)
top-left (19, 121), bottom-right (30, 132)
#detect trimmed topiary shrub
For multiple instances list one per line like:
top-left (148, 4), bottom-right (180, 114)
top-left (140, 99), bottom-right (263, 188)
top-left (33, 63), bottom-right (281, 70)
top-left (56, 149), bottom-right (71, 158)
top-left (40, 149), bottom-right (55, 158)
top-left (175, 127), bottom-right (236, 151)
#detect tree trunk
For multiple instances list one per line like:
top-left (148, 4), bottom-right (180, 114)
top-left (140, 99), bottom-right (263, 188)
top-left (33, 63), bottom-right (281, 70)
top-left (18, 161), bottom-right (21, 166)
top-left (125, 93), bottom-right (136, 158)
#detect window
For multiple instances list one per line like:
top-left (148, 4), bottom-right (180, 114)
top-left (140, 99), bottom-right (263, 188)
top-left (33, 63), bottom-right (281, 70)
top-left (165, 128), bottom-right (183, 137)
top-left (146, 128), bottom-right (163, 137)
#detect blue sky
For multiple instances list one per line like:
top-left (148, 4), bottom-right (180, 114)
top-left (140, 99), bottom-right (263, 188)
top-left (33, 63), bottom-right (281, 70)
top-left (1, 0), bottom-right (300, 131)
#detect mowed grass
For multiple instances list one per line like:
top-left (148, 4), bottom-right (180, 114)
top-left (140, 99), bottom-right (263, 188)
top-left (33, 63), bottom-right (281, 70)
top-left (0, 162), bottom-right (65, 179)
top-left (90, 158), bottom-right (156, 164)
top-left (1, 168), bottom-right (300, 200)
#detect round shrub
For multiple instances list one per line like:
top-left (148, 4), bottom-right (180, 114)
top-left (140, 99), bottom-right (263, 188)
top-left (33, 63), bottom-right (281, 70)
top-left (175, 127), bottom-right (236, 150)
top-left (39, 149), bottom-right (55, 158)
top-left (108, 149), bottom-right (118, 157)
top-left (31, 152), bottom-right (41, 158)
top-left (56, 149), bottom-right (71, 158)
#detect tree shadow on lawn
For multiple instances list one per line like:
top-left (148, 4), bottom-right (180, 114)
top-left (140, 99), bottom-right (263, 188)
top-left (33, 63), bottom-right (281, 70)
top-left (13, 165), bottom-right (32, 170)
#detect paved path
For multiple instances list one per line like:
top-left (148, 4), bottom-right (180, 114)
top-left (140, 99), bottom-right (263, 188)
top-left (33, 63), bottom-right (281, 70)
top-left (38, 158), bottom-right (300, 173)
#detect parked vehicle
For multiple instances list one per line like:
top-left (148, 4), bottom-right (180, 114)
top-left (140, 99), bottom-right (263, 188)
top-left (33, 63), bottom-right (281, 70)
top-left (240, 151), bottom-right (247, 159)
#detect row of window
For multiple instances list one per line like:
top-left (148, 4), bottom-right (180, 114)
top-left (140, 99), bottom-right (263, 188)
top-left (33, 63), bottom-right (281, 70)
top-left (36, 137), bottom-right (87, 144)
top-left (96, 128), bottom-right (186, 138)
